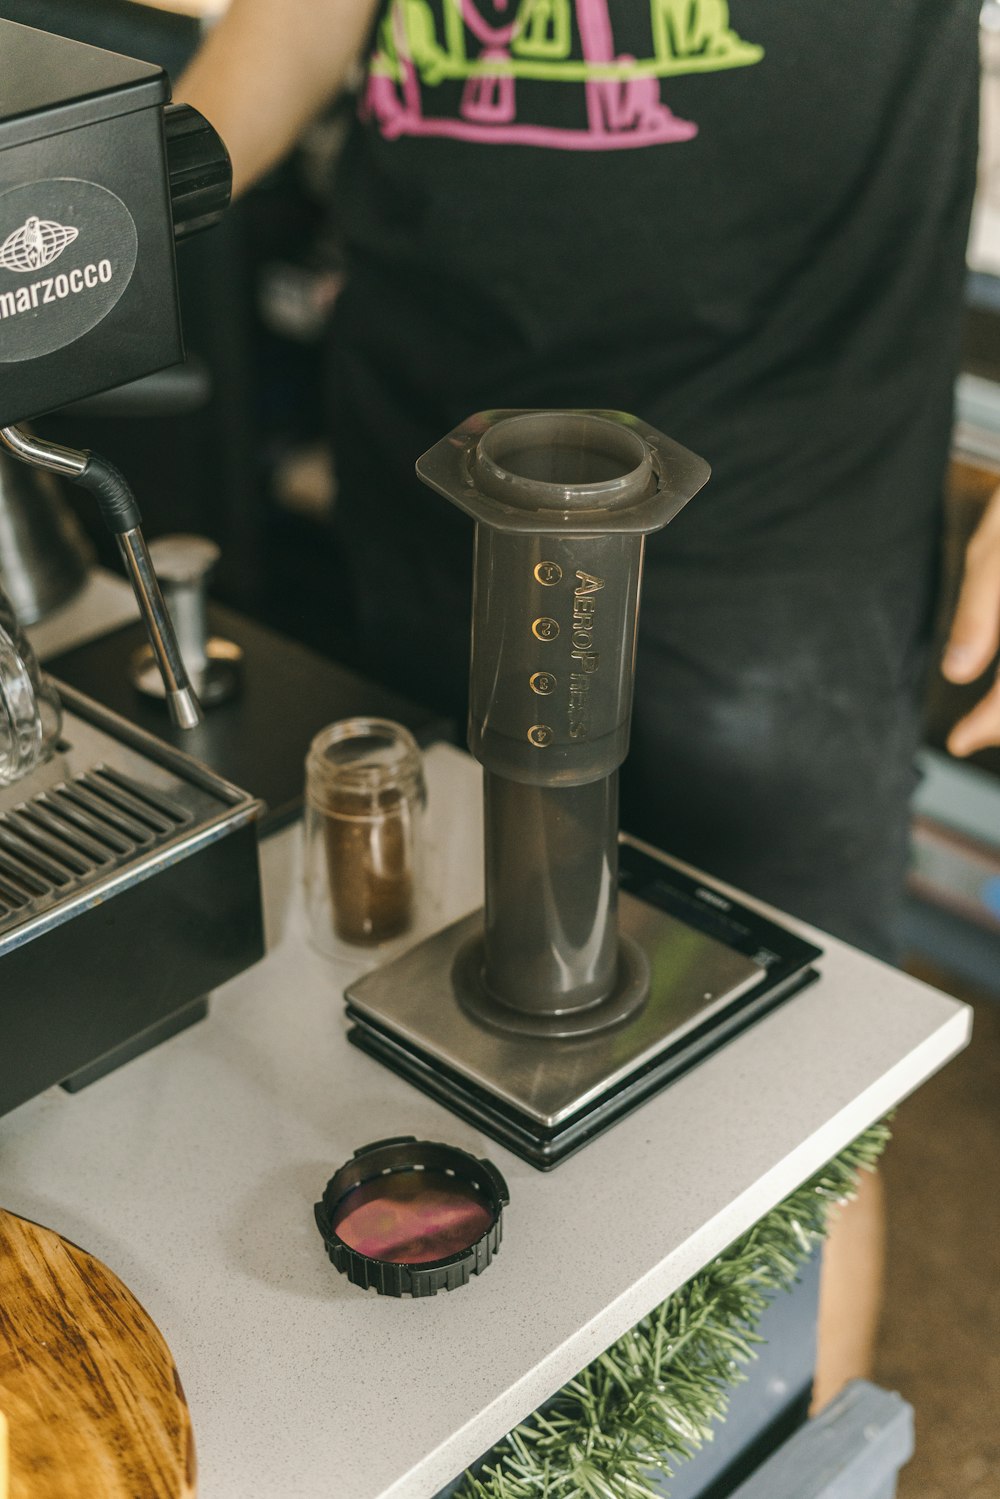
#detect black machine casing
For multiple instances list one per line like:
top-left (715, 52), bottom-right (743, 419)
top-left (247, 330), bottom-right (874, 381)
top-left (0, 19), bottom-right (183, 425)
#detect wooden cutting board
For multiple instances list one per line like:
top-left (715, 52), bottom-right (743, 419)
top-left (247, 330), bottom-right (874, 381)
top-left (0, 1209), bottom-right (195, 1498)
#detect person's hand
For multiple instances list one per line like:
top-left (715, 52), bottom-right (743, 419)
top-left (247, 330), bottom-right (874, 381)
top-left (942, 485), bottom-right (1000, 755)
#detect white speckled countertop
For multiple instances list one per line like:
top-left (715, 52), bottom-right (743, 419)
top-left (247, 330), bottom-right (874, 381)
top-left (0, 741), bottom-right (971, 1498)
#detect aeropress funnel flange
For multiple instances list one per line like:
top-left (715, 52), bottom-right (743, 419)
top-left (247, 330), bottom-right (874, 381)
top-left (346, 411), bottom-right (823, 1168)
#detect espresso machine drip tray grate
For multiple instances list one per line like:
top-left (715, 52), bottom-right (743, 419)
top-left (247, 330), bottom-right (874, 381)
top-left (0, 688), bottom-right (256, 952)
top-left (0, 766), bottom-right (196, 933)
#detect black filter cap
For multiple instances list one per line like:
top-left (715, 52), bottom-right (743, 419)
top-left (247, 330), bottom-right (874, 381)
top-left (314, 1136), bottom-right (509, 1297)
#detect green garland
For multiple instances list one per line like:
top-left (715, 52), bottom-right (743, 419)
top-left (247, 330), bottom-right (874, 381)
top-left (458, 1121), bottom-right (891, 1499)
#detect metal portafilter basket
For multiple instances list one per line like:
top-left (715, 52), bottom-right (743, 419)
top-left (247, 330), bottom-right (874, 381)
top-left (417, 410), bottom-right (710, 1037)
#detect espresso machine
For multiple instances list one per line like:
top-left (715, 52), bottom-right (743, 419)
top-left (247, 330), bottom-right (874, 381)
top-left (0, 20), bottom-right (264, 1117)
top-left (347, 411), bottom-right (823, 1167)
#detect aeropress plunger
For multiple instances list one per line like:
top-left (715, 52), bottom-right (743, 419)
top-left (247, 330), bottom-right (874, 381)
top-left (345, 410), bottom-right (816, 1168)
top-left (420, 409), bottom-right (709, 1036)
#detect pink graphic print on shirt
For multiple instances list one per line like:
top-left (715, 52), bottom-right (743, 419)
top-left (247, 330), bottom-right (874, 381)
top-left (362, 0), bottom-right (763, 150)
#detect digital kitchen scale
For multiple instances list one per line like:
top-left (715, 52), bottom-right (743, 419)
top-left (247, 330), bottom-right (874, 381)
top-left (347, 837), bottom-right (821, 1169)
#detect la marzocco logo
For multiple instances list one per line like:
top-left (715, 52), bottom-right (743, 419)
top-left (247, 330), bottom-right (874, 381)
top-left (0, 215), bottom-right (79, 272)
top-left (0, 182), bottom-right (137, 363)
top-left (0, 215), bottom-right (114, 325)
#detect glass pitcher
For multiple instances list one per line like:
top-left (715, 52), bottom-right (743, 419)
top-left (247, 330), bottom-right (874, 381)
top-left (0, 584), bottom-right (62, 786)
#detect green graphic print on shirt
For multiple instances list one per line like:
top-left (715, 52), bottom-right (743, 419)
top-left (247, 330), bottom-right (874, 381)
top-left (362, 0), bottom-right (763, 149)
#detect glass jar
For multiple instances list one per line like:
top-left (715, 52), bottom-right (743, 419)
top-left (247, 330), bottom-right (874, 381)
top-left (304, 718), bottom-right (427, 963)
top-left (0, 584), bottom-right (61, 786)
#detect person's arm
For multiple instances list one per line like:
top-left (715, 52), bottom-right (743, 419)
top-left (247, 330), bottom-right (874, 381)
top-left (176, 0), bottom-right (380, 197)
top-left (941, 486), bottom-right (1000, 755)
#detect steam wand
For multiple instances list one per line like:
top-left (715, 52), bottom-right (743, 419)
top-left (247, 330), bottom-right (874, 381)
top-left (0, 424), bottom-right (203, 729)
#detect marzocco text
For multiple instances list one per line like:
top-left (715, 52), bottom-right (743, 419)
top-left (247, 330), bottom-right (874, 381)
top-left (0, 259), bottom-right (113, 320)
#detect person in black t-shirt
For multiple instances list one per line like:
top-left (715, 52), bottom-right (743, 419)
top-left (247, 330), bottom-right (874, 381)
top-left (181, 0), bottom-right (996, 951)
top-left (180, 0), bottom-right (995, 1406)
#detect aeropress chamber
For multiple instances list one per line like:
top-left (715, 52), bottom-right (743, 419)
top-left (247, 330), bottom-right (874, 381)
top-left (346, 411), bottom-right (822, 1168)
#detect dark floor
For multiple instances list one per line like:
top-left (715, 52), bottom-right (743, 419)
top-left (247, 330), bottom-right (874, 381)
top-left (874, 964), bottom-right (1000, 1499)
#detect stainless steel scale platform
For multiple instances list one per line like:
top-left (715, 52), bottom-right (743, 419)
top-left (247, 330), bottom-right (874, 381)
top-left (348, 837), bottom-right (821, 1168)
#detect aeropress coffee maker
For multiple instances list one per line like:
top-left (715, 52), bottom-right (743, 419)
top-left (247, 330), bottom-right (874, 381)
top-left (346, 411), bottom-right (822, 1168)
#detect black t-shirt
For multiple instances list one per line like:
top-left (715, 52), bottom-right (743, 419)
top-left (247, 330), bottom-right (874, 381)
top-left (329, 0), bottom-right (980, 563)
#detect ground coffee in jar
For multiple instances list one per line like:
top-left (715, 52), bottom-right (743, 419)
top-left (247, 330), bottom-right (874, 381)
top-left (305, 719), bottom-right (426, 954)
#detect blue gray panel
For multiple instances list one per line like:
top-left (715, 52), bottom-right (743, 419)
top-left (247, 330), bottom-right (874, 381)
top-left (725, 1380), bottom-right (914, 1499)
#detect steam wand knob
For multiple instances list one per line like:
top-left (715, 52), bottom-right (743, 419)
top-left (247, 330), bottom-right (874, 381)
top-left (0, 425), bottom-right (203, 729)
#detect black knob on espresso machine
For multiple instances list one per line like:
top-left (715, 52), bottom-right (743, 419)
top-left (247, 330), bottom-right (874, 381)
top-left (164, 103), bottom-right (232, 242)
